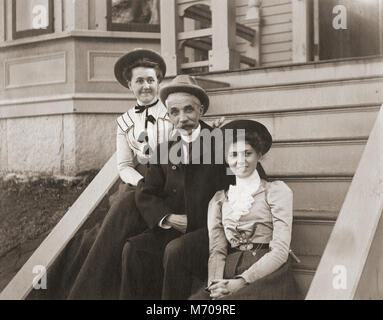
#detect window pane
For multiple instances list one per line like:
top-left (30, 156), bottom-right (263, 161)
top-left (15, 0), bottom-right (50, 32)
top-left (111, 0), bottom-right (160, 25)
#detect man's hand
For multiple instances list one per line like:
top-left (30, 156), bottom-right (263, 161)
top-left (208, 278), bottom-right (247, 300)
top-left (211, 116), bottom-right (226, 128)
top-left (165, 214), bottom-right (187, 233)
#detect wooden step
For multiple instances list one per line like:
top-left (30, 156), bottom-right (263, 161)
top-left (292, 210), bottom-right (336, 257)
top-left (205, 76), bottom-right (383, 116)
top-left (197, 55), bottom-right (383, 88)
top-left (290, 211), bottom-right (337, 298)
top-left (204, 104), bottom-right (379, 142)
top-left (263, 139), bottom-right (366, 176)
top-left (292, 255), bottom-right (321, 298)
top-left (284, 177), bottom-right (351, 212)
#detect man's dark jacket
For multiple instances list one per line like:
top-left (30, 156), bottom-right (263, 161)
top-left (135, 121), bottom-right (234, 232)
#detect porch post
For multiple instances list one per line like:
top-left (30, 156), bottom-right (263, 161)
top-left (379, 0), bottom-right (383, 55)
top-left (292, 0), bottom-right (311, 63)
top-left (209, 0), bottom-right (240, 72)
top-left (94, 0), bottom-right (108, 31)
top-left (63, 0), bottom-right (89, 31)
top-left (161, 0), bottom-right (181, 76)
top-left (245, 0), bottom-right (261, 66)
top-left (0, 0), bottom-right (5, 42)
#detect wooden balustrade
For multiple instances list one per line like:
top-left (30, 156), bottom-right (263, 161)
top-left (161, 0), bottom-right (259, 75)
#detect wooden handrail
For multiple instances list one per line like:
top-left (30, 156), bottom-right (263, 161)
top-left (178, 28), bottom-right (212, 41)
top-left (0, 153), bottom-right (119, 300)
top-left (181, 60), bottom-right (210, 69)
top-left (306, 105), bottom-right (383, 299)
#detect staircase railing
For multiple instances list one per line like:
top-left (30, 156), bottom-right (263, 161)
top-left (0, 154), bottom-right (119, 300)
top-left (306, 105), bottom-right (383, 299)
top-left (161, 0), bottom-right (260, 76)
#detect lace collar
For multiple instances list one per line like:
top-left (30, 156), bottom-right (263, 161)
top-left (227, 170), bottom-right (261, 220)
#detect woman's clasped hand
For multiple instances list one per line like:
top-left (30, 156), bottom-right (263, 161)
top-left (208, 278), bottom-right (247, 300)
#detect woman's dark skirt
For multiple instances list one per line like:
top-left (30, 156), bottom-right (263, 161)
top-left (190, 248), bottom-right (301, 300)
top-left (27, 164), bottom-right (148, 300)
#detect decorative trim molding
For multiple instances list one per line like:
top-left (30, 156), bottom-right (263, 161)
top-left (0, 30), bottom-right (160, 48)
top-left (88, 50), bottom-right (126, 82)
top-left (4, 52), bottom-right (66, 89)
top-left (0, 93), bottom-right (136, 119)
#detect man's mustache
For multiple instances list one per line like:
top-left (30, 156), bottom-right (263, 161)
top-left (178, 123), bottom-right (195, 129)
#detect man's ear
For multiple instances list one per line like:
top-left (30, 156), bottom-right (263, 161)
top-left (199, 105), bottom-right (204, 114)
top-left (127, 81), bottom-right (132, 90)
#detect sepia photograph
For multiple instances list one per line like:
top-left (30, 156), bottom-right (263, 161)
top-left (0, 0), bottom-right (383, 307)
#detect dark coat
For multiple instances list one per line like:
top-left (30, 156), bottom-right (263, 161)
top-left (135, 121), bottom-right (234, 232)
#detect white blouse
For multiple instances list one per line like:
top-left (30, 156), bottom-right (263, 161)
top-left (208, 180), bottom-right (293, 284)
top-left (227, 170), bottom-right (261, 221)
top-left (116, 100), bottom-right (173, 183)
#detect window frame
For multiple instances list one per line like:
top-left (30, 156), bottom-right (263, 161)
top-left (12, 0), bottom-right (54, 40)
top-left (106, 0), bottom-right (160, 33)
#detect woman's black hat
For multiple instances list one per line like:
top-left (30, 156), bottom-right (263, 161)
top-left (114, 48), bottom-right (166, 88)
top-left (221, 120), bottom-right (272, 155)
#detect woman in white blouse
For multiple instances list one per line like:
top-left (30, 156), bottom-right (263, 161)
top-left (115, 48), bottom-right (173, 186)
top-left (29, 49), bottom-right (175, 300)
top-left (190, 120), bottom-right (300, 300)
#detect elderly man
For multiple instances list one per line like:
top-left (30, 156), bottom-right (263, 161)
top-left (119, 75), bottom-right (233, 300)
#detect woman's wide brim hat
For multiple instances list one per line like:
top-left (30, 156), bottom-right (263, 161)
top-left (221, 120), bottom-right (273, 155)
top-left (114, 48), bottom-right (166, 88)
top-left (160, 75), bottom-right (210, 114)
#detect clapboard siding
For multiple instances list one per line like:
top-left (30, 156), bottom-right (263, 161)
top-left (262, 32), bottom-right (292, 44)
top-left (262, 0), bottom-right (291, 7)
top-left (235, 0), bottom-right (292, 66)
top-left (262, 22), bottom-right (292, 35)
top-left (261, 41), bottom-right (292, 54)
top-left (261, 50), bottom-right (292, 63)
top-left (263, 12), bottom-right (292, 25)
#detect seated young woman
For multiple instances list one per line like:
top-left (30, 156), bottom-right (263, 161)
top-left (190, 120), bottom-right (301, 300)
